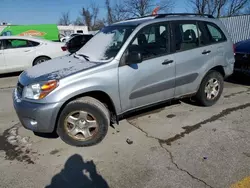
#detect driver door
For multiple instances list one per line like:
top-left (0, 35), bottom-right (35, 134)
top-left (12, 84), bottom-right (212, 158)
top-left (118, 22), bottom-right (176, 112)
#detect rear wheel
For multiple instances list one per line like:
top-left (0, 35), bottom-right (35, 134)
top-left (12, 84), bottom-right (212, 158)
top-left (195, 71), bottom-right (224, 106)
top-left (33, 57), bottom-right (50, 66)
top-left (57, 97), bottom-right (110, 147)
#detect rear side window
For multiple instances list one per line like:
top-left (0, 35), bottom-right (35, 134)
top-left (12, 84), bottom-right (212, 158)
top-left (3, 39), bottom-right (39, 49)
top-left (205, 23), bottom-right (226, 43)
top-left (29, 41), bottom-right (40, 46)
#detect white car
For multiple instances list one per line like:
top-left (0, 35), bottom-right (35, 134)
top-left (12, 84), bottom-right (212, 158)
top-left (0, 36), bottom-right (69, 74)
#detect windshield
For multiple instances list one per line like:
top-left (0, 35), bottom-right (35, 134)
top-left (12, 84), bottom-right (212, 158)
top-left (77, 25), bottom-right (135, 62)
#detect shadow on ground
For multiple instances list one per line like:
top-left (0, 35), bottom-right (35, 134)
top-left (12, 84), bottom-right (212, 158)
top-left (33, 131), bottom-right (59, 139)
top-left (0, 71), bottom-right (22, 78)
top-left (45, 154), bottom-right (109, 188)
top-left (124, 100), bottom-right (181, 120)
top-left (225, 73), bottom-right (250, 86)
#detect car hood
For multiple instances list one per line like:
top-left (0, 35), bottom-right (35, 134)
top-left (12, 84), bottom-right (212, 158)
top-left (19, 55), bottom-right (103, 86)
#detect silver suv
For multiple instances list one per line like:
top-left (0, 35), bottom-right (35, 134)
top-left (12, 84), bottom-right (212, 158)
top-left (13, 14), bottom-right (235, 146)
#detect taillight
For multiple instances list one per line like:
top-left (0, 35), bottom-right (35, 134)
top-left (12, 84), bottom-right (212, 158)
top-left (61, 46), bottom-right (67, 51)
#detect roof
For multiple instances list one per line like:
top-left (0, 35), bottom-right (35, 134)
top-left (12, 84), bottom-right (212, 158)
top-left (0, 35), bottom-right (54, 42)
top-left (113, 13), bottom-right (217, 26)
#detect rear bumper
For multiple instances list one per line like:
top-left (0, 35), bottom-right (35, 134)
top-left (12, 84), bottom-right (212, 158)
top-left (13, 89), bottom-right (63, 133)
top-left (233, 60), bottom-right (250, 75)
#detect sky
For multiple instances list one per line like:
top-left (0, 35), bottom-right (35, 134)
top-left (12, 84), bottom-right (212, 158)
top-left (0, 0), bottom-right (190, 25)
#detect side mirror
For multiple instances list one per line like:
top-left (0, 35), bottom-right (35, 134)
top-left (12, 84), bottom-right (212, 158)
top-left (126, 51), bottom-right (142, 65)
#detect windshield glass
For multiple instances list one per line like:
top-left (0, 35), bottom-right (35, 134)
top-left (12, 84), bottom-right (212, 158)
top-left (77, 25), bottom-right (135, 62)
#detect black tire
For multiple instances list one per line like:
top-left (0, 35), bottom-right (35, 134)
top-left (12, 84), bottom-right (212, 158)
top-left (57, 97), bottom-right (110, 147)
top-left (195, 71), bottom-right (224, 106)
top-left (33, 56), bottom-right (50, 66)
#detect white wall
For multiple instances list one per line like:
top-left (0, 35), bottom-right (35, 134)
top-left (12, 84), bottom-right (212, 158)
top-left (57, 25), bottom-right (89, 37)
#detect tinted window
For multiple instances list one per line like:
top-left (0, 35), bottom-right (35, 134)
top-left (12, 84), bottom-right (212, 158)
top-left (130, 23), bottom-right (169, 59)
top-left (29, 41), bottom-right (40, 46)
top-left (4, 39), bottom-right (39, 49)
top-left (0, 40), bottom-right (2, 50)
top-left (69, 35), bottom-right (83, 45)
top-left (174, 22), bottom-right (201, 51)
top-left (206, 23), bottom-right (226, 43)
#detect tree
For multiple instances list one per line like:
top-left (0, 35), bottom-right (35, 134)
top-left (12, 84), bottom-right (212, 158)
top-left (123, 0), bottom-right (175, 17)
top-left (58, 11), bottom-right (71, 25)
top-left (227, 0), bottom-right (249, 16)
top-left (189, 0), bottom-right (249, 18)
top-left (74, 17), bottom-right (84, 26)
top-left (112, 2), bottom-right (130, 22)
top-left (106, 0), bottom-right (113, 25)
top-left (82, 2), bottom-right (104, 30)
top-left (105, 0), bottom-right (130, 24)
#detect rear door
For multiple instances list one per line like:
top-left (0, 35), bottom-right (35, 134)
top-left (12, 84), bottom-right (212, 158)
top-left (203, 21), bottom-right (229, 68)
top-left (3, 39), bottom-right (38, 71)
top-left (172, 20), bottom-right (214, 97)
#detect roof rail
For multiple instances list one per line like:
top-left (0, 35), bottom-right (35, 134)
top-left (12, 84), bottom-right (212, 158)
top-left (155, 13), bottom-right (214, 19)
top-left (125, 15), bottom-right (154, 21)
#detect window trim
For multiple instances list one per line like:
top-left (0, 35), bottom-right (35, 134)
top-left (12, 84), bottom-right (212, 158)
top-left (119, 21), bottom-right (171, 67)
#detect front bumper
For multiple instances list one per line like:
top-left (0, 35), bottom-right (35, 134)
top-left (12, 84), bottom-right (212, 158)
top-left (13, 89), bottom-right (63, 133)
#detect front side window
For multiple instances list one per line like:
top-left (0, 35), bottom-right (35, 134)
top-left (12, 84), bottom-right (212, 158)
top-left (206, 23), bottom-right (226, 43)
top-left (129, 23), bottom-right (169, 59)
top-left (78, 25), bottom-right (135, 62)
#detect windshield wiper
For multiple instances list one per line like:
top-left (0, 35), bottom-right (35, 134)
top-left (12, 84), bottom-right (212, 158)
top-left (75, 53), bottom-right (90, 61)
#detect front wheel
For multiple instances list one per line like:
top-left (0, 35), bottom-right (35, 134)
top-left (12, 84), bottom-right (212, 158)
top-left (33, 57), bottom-right (50, 66)
top-left (195, 71), bottom-right (224, 106)
top-left (57, 97), bottom-right (110, 147)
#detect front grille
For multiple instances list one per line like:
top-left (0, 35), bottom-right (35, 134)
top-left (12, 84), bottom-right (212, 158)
top-left (17, 82), bottom-right (24, 96)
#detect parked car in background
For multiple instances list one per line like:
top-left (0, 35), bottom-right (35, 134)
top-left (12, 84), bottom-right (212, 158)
top-left (65, 34), bottom-right (93, 54)
top-left (60, 33), bottom-right (82, 42)
top-left (234, 39), bottom-right (250, 75)
top-left (13, 13), bottom-right (235, 147)
top-left (0, 36), bottom-right (68, 74)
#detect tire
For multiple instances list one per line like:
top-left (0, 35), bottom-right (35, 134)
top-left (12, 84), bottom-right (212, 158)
top-left (57, 97), bottom-right (110, 147)
top-left (195, 71), bottom-right (224, 106)
top-left (33, 57), bottom-right (50, 66)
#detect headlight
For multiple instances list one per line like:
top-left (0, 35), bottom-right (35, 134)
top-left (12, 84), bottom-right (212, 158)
top-left (23, 80), bottom-right (58, 100)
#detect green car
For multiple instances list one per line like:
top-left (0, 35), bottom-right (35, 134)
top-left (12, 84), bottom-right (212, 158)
top-left (0, 24), bottom-right (60, 41)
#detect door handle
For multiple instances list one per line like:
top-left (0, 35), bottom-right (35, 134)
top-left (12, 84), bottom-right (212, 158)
top-left (202, 50), bottom-right (211, 55)
top-left (162, 59), bottom-right (174, 65)
top-left (24, 50), bottom-right (31, 52)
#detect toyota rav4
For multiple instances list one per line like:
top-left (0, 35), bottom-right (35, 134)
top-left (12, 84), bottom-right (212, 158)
top-left (13, 13), bottom-right (235, 146)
